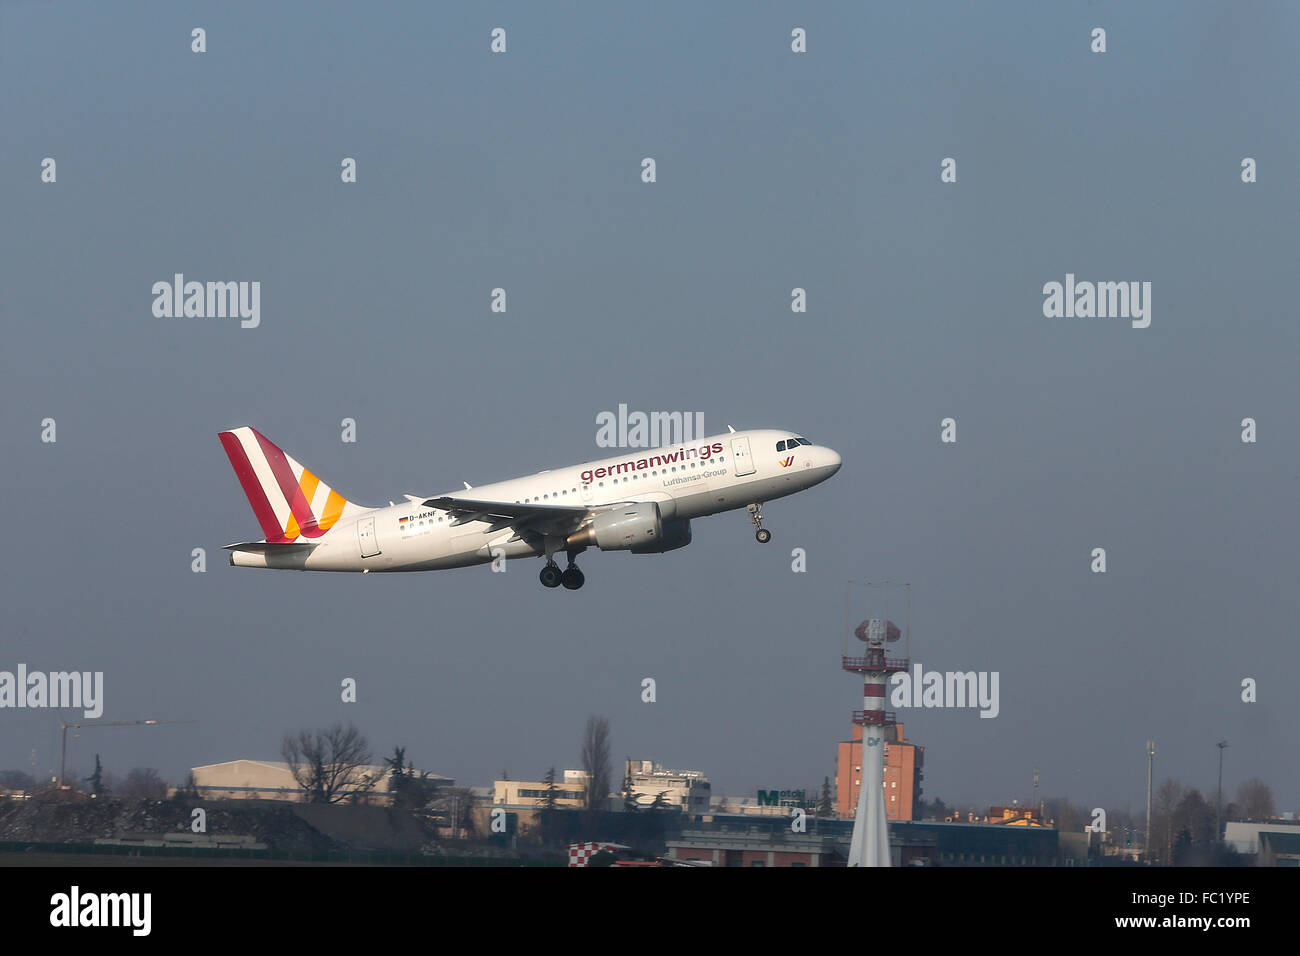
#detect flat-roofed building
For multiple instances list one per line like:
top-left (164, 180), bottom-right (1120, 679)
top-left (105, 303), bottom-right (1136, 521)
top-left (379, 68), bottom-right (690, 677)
top-left (192, 759), bottom-right (451, 804)
top-left (623, 759), bottom-right (710, 814)
top-left (709, 796), bottom-right (796, 817)
top-left (1259, 831), bottom-right (1300, 867)
top-left (835, 722), bottom-right (923, 820)
top-left (492, 774), bottom-right (586, 809)
top-left (667, 817), bottom-right (844, 867)
top-left (1225, 820), bottom-right (1300, 860)
top-left (667, 815), bottom-right (1059, 867)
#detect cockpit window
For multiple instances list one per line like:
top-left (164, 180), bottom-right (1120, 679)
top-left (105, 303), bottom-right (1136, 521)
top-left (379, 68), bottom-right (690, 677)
top-left (797, 438), bottom-right (812, 446)
top-left (776, 440), bottom-right (786, 452)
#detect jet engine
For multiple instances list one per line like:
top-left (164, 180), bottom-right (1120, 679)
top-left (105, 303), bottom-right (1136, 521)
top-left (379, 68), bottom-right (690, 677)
top-left (567, 502), bottom-right (663, 551)
top-left (631, 518), bottom-right (692, 554)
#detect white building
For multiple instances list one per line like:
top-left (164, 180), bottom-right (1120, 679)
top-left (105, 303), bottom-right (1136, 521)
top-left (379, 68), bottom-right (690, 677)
top-left (493, 771), bottom-right (587, 809)
top-left (191, 759), bottom-right (451, 803)
top-left (1224, 819), bottom-right (1300, 856)
top-left (624, 759), bottom-right (711, 814)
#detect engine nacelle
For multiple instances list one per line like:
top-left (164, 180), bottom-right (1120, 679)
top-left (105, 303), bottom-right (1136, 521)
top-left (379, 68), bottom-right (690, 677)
top-left (568, 502), bottom-right (663, 551)
top-left (631, 518), bottom-right (692, 554)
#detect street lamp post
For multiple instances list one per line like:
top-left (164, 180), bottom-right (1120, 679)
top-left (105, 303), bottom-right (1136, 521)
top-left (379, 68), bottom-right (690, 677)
top-left (1145, 740), bottom-right (1154, 863)
top-left (1215, 740), bottom-right (1228, 841)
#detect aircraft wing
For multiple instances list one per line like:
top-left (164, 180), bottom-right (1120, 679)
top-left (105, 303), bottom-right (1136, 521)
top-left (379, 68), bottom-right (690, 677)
top-left (421, 495), bottom-right (597, 538)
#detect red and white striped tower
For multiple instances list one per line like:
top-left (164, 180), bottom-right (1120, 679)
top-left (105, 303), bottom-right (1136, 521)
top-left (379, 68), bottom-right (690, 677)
top-left (843, 617), bottom-right (908, 867)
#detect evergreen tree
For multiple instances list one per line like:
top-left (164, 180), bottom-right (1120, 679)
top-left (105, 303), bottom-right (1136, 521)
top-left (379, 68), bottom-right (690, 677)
top-left (818, 777), bottom-right (834, 817)
top-left (85, 754), bottom-right (107, 796)
top-left (621, 761), bottom-right (639, 812)
top-left (384, 745), bottom-right (410, 797)
top-left (384, 745), bottom-right (439, 809)
top-left (543, 766), bottom-right (559, 813)
top-left (538, 766), bottom-right (560, 847)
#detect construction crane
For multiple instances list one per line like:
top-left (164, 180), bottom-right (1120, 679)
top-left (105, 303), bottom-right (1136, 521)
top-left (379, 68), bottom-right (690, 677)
top-left (57, 718), bottom-right (196, 789)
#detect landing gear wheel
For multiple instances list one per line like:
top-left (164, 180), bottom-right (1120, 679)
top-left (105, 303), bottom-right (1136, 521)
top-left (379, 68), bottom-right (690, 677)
top-left (748, 502), bottom-right (770, 543)
top-left (755, 528), bottom-right (772, 543)
top-left (539, 563), bottom-right (563, 588)
top-left (561, 566), bottom-right (585, 590)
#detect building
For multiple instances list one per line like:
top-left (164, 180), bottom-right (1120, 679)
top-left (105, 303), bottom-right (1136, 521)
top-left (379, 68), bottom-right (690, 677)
top-left (662, 814), bottom-right (1064, 867)
top-left (890, 820), bottom-right (1060, 866)
top-left (710, 795), bottom-right (802, 817)
top-left (986, 804), bottom-right (1045, 826)
top-left (1258, 831), bottom-right (1300, 867)
top-left (492, 770), bottom-right (587, 810)
top-left (191, 759), bottom-right (451, 803)
top-left (835, 722), bottom-right (923, 820)
top-left (1225, 820), bottom-right (1300, 861)
top-left (623, 759), bottom-right (710, 813)
top-left (666, 816), bottom-right (844, 867)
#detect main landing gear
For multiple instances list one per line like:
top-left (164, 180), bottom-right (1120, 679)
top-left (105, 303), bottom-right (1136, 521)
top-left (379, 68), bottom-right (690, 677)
top-left (540, 548), bottom-right (585, 590)
top-left (749, 502), bottom-right (772, 543)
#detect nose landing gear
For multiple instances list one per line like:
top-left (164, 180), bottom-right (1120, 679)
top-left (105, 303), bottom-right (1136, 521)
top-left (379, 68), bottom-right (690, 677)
top-left (749, 503), bottom-right (772, 543)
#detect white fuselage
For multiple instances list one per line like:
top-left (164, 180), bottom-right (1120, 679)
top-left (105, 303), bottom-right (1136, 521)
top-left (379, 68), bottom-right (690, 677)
top-left (231, 429), bottom-right (840, 572)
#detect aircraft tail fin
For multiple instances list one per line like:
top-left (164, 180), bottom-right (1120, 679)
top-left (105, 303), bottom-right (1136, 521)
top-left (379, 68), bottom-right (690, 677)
top-left (218, 426), bottom-right (363, 542)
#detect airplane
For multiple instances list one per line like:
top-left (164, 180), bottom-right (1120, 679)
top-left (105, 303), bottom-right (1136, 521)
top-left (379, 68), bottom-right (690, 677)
top-left (219, 425), bottom-right (841, 589)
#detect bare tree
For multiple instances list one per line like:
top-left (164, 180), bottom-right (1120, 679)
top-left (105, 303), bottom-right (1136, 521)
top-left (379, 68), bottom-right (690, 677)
top-left (1153, 778), bottom-right (1184, 864)
top-left (581, 716), bottom-right (611, 811)
top-left (443, 786), bottom-right (477, 837)
top-left (169, 771), bottom-right (201, 801)
top-left (1174, 788), bottom-right (1215, 846)
top-left (0, 770), bottom-right (36, 793)
top-left (1235, 778), bottom-right (1276, 821)
top-left (1042, 797), bottom-right (1089, 833)
top-left (282, 724), bottom-right (375, 804)
top-left (120, 768), bottom-right (167, 800)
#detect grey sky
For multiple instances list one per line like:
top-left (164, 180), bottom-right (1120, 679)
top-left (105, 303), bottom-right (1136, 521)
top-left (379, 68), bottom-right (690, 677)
top-left (2, 1), bottom-right (1297, 815)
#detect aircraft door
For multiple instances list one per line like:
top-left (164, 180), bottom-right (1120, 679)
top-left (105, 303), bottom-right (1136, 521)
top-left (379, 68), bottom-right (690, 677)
top-left (731, 436), bottom-right (755, 476)
top-left (358, 516), bottom-right (381, 557)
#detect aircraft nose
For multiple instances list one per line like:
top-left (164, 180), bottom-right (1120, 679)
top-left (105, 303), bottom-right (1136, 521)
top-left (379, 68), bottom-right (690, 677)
top-left (824, 447), bottom-right (842, 474)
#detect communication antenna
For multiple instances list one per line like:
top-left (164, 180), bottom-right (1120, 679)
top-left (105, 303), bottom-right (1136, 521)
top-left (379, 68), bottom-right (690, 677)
top-left (841, 581), bottom-right (909, 867)
top-left (844, 580), bottom-right (912, 658)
